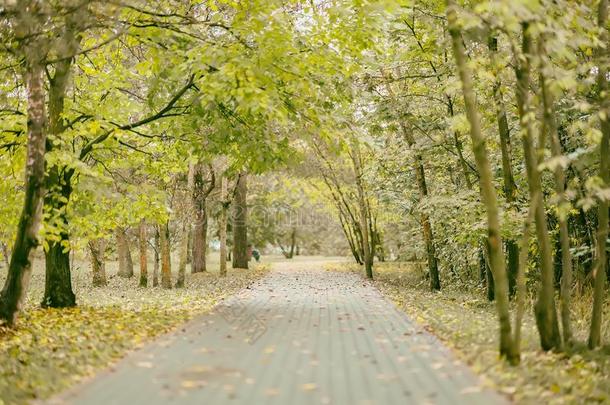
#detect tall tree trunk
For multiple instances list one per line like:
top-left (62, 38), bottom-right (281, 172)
top-left (0, 63), bottom-right (48, 326)
top-left (232, 173), bottom-right (249, 269)
top-left (447, 0), bottom-right (517, 363)
top-left (160, 221), bottom-right (172, 289)
top-left (351, 140), bottom-right (373, 279)
top-left (153, 226), bottom-right (160, 287)
top-left (89, 239), bottom-right (107, 287)
top-left (138, 220), bottom-right (148, 287)
top-left (514, 23), bottom-right (562, 351)
top-left (177, 163), bottom-right (195, 286)
top-left (539, 36), bottom-right (574, 345)
top-left (219, 176), bottom-right (229, 276)
top-left (192, 208), bottom-right (208, 273)
top-left (41, 37), bottom-right (77, 309)
top-left (176, 222), bottom-right (189, 287)
top-left (192, 164), bottom-right (212, 273)
top-left (116, 227), bottom-right (133, 277)
top-left (488, 35), bottom-right (519, 297)
top-left (589, 0), bottom-right (609, 349)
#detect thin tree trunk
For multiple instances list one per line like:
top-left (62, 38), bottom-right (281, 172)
top-left (232, 173), bottom-right (249, 269)
top-left (351, 139), bottom-right (373, 279)
top-left (192, 163), bottom-right (213, 273)
top-left (289, 227), bottom-right (297, 259)
top-left (0, 63), bottom-right (48, 326)
top-left (176, 222), bottom-right (189, 287)
top-left (446, 0), bottom-right (517, 363)
top-left (488, 35), bottom-right (519, 297)
top-left (153, 226), bottom-right (160, 287)
top-left (89, 239), bottom-right (107, 287)
top-left (138, 220), bottom-right (148, 287)
top-left (177, 163), bottom-right (195, 286)
top-left (116, 227), bottom-right (133, 277)
top-left (219, 176), bottom-right (229, 276)
top-left (482, 240), bottom-right (495, 301)
top-left (539, 36), bottom-right (574, 345)
top-left (514, 22), bottom-right (562, 351)
top-left (589, 0), bottom-right (609, 349)
top-left (160, 221), bottom-right (172, 289)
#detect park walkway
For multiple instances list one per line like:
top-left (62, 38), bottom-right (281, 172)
top-left (54, 261), bottom-right (508, 405)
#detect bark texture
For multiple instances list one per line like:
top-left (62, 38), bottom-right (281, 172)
top-left (88, 239), bottom-right (107, 287)
top-left (116, 228), bottom-right (134, 278)
top-left (160, 221), bottom-right (172, 289)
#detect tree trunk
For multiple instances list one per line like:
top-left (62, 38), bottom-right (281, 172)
top-left (41, 36), bottom-right (77, 309)
top-left (177, 163), bottom-right (195, 286)
top-left (192, 209), bottom-right (208, 273)
top-left (88, 239), bottom-right (107, 287)
top-left (138, 220), bottom-right (148, 287)
top-left (514, 23), bottom-right (562, 351)
top-left (0, 63), bottom-right (48, 326)
top-left (539, 36), bottom-right (574, 345)
top-left (42, 237), bottom-right (76, 308)
top-left (41, 168), bottom-right (76, 308)
top-left (192, 163), bottom-right (211, 273)
top-left (289, 227), bottom-right (297, 259)
top-left (446, 0), bottom-right (517, 363)
top-left (232, 173), bottom-right (249, 269)
top-left (160, 221), bottom-right (172, 289)
top-left (488, 35), bottom-right (519, 297)
top-left (351, 139), bottom-right (373, 279)
top-left (219, 176), bottom-right (229, 276)
top-left (116, 227), bottom-right (134, 277)
top-left (176, 222), bottom-right (189, 287)
top-left (186, 229), bottom-right (193, 265)
top-left (482, 240), bottom-right (495, 301)
top-left (153, 226), bottom-right (160, 287)
top-left (589, 0), bottom-right (609, 349)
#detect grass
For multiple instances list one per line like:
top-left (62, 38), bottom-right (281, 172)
top-left (326, 261), bottom-right (610, 404)
top-left (0, 252), bottom-right (268, 404)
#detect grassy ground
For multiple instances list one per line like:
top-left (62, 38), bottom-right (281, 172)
top-left (326, 261), bottom-right (610, 404)
top-left (0, 251), bottom-right (268, 404)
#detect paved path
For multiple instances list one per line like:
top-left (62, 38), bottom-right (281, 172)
top-left (53, 264), bottom-right (507, 405)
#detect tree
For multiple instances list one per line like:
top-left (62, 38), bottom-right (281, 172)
top-left (232, 173), bottom-right (249, 269)
top-left (191, 163), bottom-right (215, 273)
top-left (0, 2), bottom-right (51, 325)
top-left (446, 0), bottom-right (517, 363)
